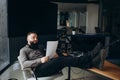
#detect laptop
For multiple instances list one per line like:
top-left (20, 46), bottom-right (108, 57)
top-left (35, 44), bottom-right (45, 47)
top-left (46, 41), bottom-right (58, 59)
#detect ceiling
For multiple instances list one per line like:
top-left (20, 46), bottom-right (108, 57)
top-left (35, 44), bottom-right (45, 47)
top-left (20, 0), bottom-right (120, 11)
top-left (53, 2), bottom-right (86, 12)
top-left (51, 0), bottom-right (120, 12)
top-left (51, 0), bottom-right (120, 6)
top-left (51, 0), bottom-right (98, 3)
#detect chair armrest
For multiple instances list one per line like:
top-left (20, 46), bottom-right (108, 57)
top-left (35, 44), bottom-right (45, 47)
top-left (17, 56), bottom-right (36, 80)
top-left (22, 68), bottom-right (36, 79)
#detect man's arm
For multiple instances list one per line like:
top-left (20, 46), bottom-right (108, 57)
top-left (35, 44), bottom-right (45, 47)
top-left (19, 49), bottom-right (41, 69)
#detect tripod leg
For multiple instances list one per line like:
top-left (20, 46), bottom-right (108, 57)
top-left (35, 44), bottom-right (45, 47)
top-left (65, 66), bottom-right (71, 80)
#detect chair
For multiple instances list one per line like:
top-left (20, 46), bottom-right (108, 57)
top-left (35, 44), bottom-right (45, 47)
top-left (18, 56), bottom-right (62, 80)
top-left (18, 56), bottom-right (36, 80)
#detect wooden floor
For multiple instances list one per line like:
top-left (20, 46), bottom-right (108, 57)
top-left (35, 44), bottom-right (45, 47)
top-left (89, 60), bottom-right (120, 80)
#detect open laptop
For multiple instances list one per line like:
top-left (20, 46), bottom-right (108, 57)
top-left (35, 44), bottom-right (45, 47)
top-left (46, 41), bottom-right (58, 59)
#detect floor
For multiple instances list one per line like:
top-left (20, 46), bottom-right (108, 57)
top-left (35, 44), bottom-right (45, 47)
top-left (108, 59), bottom-right (120, 66)
top-left (0, 61), bottom-right (111, 80)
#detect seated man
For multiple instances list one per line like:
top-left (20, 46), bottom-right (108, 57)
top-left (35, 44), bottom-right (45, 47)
top-left (19, 32), bottom-right (106, 77)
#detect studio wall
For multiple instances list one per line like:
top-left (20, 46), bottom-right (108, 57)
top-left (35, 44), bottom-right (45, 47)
top-left (8, 0), bottom-right (58, 37)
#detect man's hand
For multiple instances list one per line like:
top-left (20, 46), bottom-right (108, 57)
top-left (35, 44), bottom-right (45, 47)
top-left (53, 53), bottom-right (59, 58)
top-left (41, 56), bottom-right (49, 63)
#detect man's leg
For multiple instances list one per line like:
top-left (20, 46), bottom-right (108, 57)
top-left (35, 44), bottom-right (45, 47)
top-left (35, 57), bottom-right (66, 77)
top-left (89, 42), bottom-right (103, 58)
top-left (87, 42), bottom-right (107, 69)
top-left (92, 49), bottom-right (107, 69)
top-left (34, 56), bottom-right (92, 77)
top-left (34, 48), bottom-right (107, 77)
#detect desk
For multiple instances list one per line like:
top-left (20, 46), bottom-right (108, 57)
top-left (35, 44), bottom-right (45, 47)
top-left (68, 33), bottom-right (110, 52)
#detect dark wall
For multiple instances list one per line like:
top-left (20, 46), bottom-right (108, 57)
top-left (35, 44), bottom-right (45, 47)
top-left (103, 2), bottom-right (120, 59)
top-left (8, 0), bottom-right (57, 37)
top-left (8, 0), bottom-right (58, 63)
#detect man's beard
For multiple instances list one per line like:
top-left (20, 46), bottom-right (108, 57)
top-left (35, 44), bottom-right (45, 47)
top-left (29, 42), bottom-right (39, 49)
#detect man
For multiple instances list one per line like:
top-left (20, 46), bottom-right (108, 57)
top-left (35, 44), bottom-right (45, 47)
top-left (19, 32), bottom-right (106, 77)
